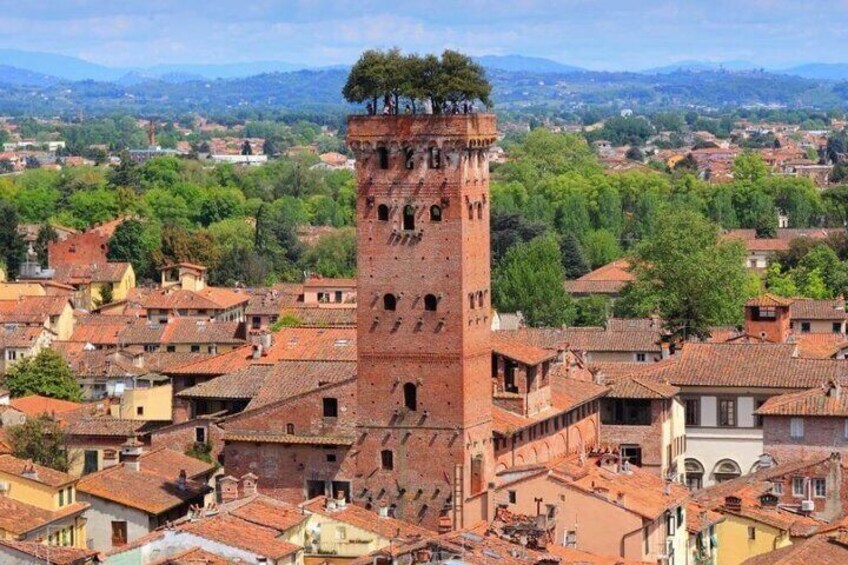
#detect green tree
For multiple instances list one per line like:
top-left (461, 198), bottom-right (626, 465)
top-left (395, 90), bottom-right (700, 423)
top-left (107, 219), bottom-right (159, 281)
top-left (575, 295), bottom-right (611, 327)
top-left (582, 229), bottom-right (621, 269)
top-left (732, 151), bottom-right (768, 183)
top-left (96, 284), bottom-right (114, 307)
top-left (628, 209), bottom-right (747, 340)
top-left (108, 150), bottom-right (141, 190)
top-left (302, 228), bottom-right (357, 278)
top-left (34, 222), bottom-right (58, 268)
top-left (6, 349), bottom-right (82, 401)
top-left (0, 200), bottom-right (25, 279)
top-left (561, 232), bottom-right (590, 279)
top-left (765, 262), bottom-right (798, 297)
top-left (7, 416), bottom-right (73, 472)
top-left (493, 235), bottom-right (576, 327)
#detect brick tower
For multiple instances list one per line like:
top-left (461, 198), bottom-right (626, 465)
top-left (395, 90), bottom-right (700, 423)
top-left (347, 114), bottom-right (498, 529)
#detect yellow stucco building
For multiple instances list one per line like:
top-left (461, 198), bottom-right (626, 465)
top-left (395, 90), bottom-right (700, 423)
top-left (0, 455), bottom-right (88, 547)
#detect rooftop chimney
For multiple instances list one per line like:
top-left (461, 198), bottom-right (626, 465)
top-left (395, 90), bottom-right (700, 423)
top-left (219, 475), bottom-right (239, 503)
top-left (240, 473), bottom-right (258, 498)
top-left (177, 469), bottom-right (187, 491)
top-left (120, 438), bottom-right (144, 472)
top-left (21, 461), bottom-right (39, 481)
top-left (252, 344), bottom-right (262, 360)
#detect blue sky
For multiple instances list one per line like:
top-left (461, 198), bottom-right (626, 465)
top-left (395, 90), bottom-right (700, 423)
top-left (1, 0), bottom-right (846, 69)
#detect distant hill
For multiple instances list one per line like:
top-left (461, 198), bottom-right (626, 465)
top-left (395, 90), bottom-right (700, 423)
top-left (0, 65), bottom-right (60, 87)
top-left (475, 55), bottom-right (584, 73)
top-left (640, 60), bottom-right (758, 74)
top-left (0, 49), bottom-right (122, 81)
top-left (780, 63), bottom-right (848, 80)
top-left (148, 61), bottom-right (305, 79)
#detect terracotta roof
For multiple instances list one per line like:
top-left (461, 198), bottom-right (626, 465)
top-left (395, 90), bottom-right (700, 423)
top-left (177, 365), bottom-right (272, 400)
top-left (605, 375), bottom-right (679, 399)
top-left (605, 317), bottom-right (662, 332)
top-left (649, 343), bottom-right (843, 389)
top-left (498, 327), bottom-right (662, 353)
top-left (790, 298), bottom-right (847, 320)
top-left (226, 495), bottom-right (307, 532)
top-left (118, 318), bottom-right (245, 346)
top-left (165, 345), bottom-right (254, 376)
top-left (0, 296), bottom-right (70, 323)
top-left (77, 449), bottom-right (211, 514)
top-left (0, 539), bottom-right (98, 565)
top-left (544, 544), bottom-right (653, 565)
top-left (755, 380), bottom-right (848, 416)
top-left (179, 514), bottom-right (301, 559)
top-left (140, 287), bottom-right (248, 311)
top-left (159, 262), bottom-right (207, 272)
top-left (247, 360), bottom-right (356, 409)
top-left (133, 446), bottom-right (215, 480)
top-left (52, 262), bottom-right (131, 285)
top-left (244, 284), bottom-right (302, 315)
top-left (564, 259), bottom-right (634, 295)
top-left (0, 325), bottom-right (46, 348)
top-left (0, 454), bottom-right (76, 487)
top-left (0, 497), bottom-right (88, 536)
top-left (303, 496), bottom-right (434, 541)
top-left (548, 453), bottom-right (689, 520)
top-left (793, 332), bottom-right (846, 359)
top-left (261, 327), bottom-right (357, 362)
top-left (65, 417), bottom-right (163, 438)
top-left (10, 395), bottom-right (81, 417)
top-left (741, 532), bottom-right (848, 565)
top-left (686, 501), bottom-right (724, 533)
top-left (303, 277), bottom-right (356, 288)
top-left (152, 547), bottom-right (230, 565)
top-left (492, 335), bottom-right (558, 366)
top-left (747, 294), bottom-right (794, 308)
top-left (69, 315), bottom-right (135, 345)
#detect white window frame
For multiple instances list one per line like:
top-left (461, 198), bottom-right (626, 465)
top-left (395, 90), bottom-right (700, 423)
top-left (792, 477), bottom-right (804, 497)
top-left (790, 418), bottom-right (804, 439)
top-left (814, 478), bottom-right (826, 498)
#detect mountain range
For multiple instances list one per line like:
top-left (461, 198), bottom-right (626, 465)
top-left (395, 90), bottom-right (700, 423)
top-left (3, 48), bottom-right (848, 85)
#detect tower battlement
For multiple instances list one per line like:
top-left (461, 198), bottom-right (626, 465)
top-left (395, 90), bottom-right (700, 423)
top-left (347, 114), bottom-right (497, 147)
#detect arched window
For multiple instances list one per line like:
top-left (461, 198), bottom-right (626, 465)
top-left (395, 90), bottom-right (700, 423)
top-left (381, 450), bottom-right (394, 470)
top-left (403, 205), bottom-right (415, 231)
top-left (404, 147), bottom-right (414, 170)
top-left (286, 423), bottom-right (295, 434)
top-left (378, 147), bottom-right (389, 169)
top-left (469, 293), bottom-right (476, 309)
top-left (377, 204), bottom-right (389, 221)
top-left (477, 202), bottom-right (483, 219)
top-left (383, 294), bottom-right (397, 311)
top-left (430, 205), bottom-right (442, 222)
top-left (713, 459), bottom-right (741, 483)
top-left (424, 294), bottom-right (438, 312)
top-left (685, 459), bottom-right (704, 490)
top-left (468, 205), bottom-right (474, 220)
top-left (477, 291), bottom-right (484, 308)
top-left (403, 382), bottom-right (417, 411)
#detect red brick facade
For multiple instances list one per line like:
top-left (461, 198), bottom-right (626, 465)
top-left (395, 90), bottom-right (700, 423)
top-left (763, 415), bottom-right (848, 462)
top-left (349, 115), bottom-right (498, 529)
top-left (48, 231), bottom-right (109, 267)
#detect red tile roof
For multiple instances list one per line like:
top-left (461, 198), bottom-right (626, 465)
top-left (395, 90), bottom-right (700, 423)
top-left (179, 513), bottom-right (301, 559)
top-left (77, 448), bottom-right (212, 514)
top-left (755, 380), bottom-right (848, 416)
top-left (165, 345), bottom-right (254, 376)
top-left (747, 294), bottom-right (794, 308)
top-left (0, 497), bottom-right (88, 536)
top-left (0, 539), bottom-right (98, 565)
top-left (741, 532), bottom-right (848, 565)
top-left (564, 259), bottom-right (634, 295)
top-left (176, 365), bottom-right (272, 400)
top-left (499, 327), bottom-right (662, 353)
top-left (605, 375), bottom-right (678, 399)
top-left (247, 360), bottom-right (356, 409)
top-left (52, 262), bottom-right (131, 285)
top-left (0, 296), bottom-right (71, 323)
top-left (492, 336), bottom-right (558, 366)
top-left (548, 453), bottom-right (689, 520)
top-left (0, 454), bottom-right (76, 487)
top-left (648, 343), bottom-right (843, 389)
top-left (261, 327), bottom-right (357, 362)
top-left (303, 496), bottom-right (434, 541)
top-left (10, 395), bottom-right (81, 417)
top-left (790, 298), bottom-right (847, 320)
